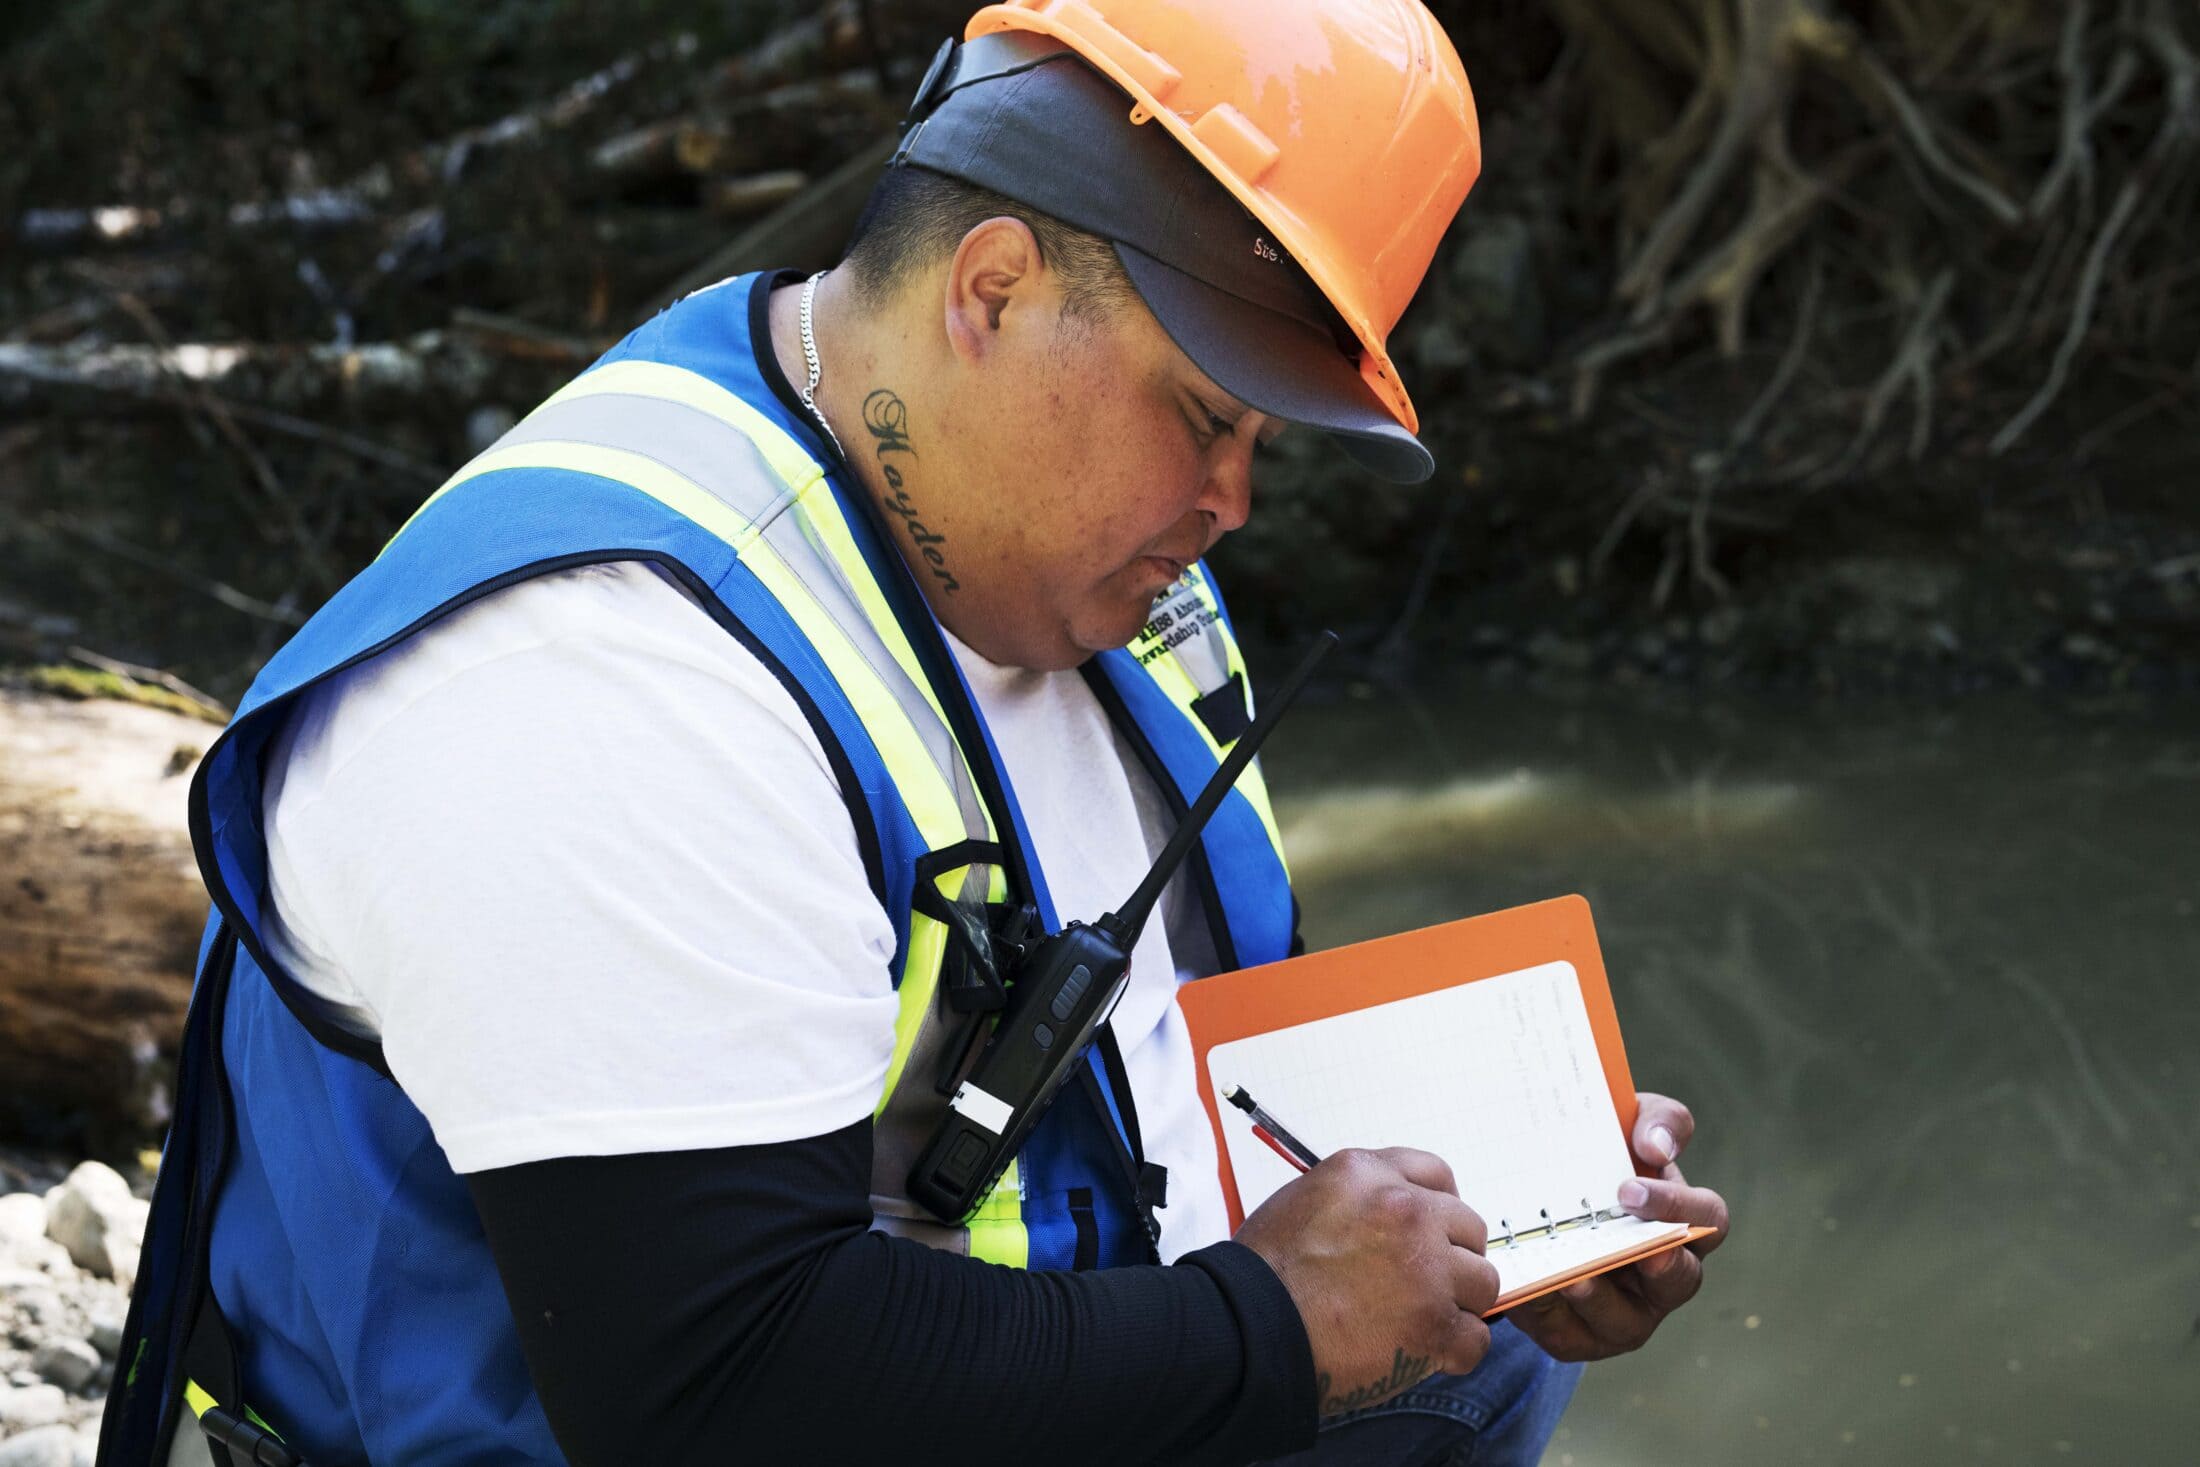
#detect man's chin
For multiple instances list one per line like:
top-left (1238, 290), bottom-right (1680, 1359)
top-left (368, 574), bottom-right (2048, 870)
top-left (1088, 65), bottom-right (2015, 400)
top-left (1067, 598), bottom-right (1159, 661)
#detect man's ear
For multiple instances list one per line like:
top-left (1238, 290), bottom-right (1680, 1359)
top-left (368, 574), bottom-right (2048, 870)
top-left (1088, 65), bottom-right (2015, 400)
top-left (942, 216), bottom-right (1047, 363)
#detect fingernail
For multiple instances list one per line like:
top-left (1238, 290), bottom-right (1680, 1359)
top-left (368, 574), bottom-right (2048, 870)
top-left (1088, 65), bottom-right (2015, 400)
top-left (1649, 1126), bottom-right (1676, 1163)
top-left (1618, 1180), bottom-right (1650, 1210)
top-left (1564, 1280), bottom-right (1595, 1301)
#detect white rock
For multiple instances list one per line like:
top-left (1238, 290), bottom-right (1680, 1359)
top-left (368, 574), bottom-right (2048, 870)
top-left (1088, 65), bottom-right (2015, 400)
top-left (0, 1425), bottom-right (77, 1467)
top-left (70, 1426), bottom-right (100, 1467)
top-left (0, 1380), bottom-right (69, 1430)
top-left (0, 1194), bottom-right (48, 1254)
top-left (31, 1340), bottom-right (100, 1394)
top-left (17, 1236), bottom-right (75, 1276)
top-left (42, 1166), bottom-right (148, 1285)
top-left (103, 1241), bottom-right (139, 1296)
top-left (6, 1283), bottom-right (62, 1328)
top-left (86, 1311), bottom-right (124, 1359)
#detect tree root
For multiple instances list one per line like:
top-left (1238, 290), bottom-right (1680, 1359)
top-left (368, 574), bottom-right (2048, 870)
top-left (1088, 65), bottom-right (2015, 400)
top-left (1820, 267), bottom-right (1955, 483)
top-left (1546, 0), bottom-right (2199, 553)
top-left (1992, 0), bottom-right (2198, 453)
top-left (1613, 0), bottom-right (1820, 315)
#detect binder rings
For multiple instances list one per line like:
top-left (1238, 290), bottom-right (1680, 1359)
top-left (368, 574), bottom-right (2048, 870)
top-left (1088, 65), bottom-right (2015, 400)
top-left (1178, 895), bottom-right (1716, 1314)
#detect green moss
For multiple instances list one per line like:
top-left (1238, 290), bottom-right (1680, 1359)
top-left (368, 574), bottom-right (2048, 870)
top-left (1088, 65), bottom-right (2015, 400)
top-left (11, 663), bottom-right (229, 725)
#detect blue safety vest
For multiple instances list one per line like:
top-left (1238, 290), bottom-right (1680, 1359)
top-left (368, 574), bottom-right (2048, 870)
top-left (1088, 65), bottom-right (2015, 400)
top-left (99, 272), bottom-right (1298, 1465)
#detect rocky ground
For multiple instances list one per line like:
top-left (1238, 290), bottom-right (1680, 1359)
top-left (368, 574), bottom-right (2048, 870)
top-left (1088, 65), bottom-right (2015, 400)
top-left (0, 1151), bottom-right (150, 1465)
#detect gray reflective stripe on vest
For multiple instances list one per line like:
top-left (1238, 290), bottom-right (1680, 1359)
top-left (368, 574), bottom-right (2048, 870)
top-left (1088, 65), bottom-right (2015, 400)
top-left (1149, 573), bottom-right (1231, 695)
top-left (497, 390), bottom-right (991, 904)
top-left (164, 1423), bottom-right (217, 1467)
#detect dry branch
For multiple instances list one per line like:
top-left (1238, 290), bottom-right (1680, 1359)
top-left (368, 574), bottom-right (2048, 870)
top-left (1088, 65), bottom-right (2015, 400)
top-left (42, 515), bottom-right (307, 627)
top-left (704, 170), bottom-right (812, 219)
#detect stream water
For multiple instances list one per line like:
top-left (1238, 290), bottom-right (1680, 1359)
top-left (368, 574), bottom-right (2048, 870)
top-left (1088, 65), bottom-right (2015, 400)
top-left (1261, 683), bottom-right (2199, 1467)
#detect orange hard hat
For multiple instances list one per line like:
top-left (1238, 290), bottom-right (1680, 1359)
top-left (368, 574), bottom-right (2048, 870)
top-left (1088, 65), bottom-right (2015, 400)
top-left (964, 0), bottom-right (1482, 444)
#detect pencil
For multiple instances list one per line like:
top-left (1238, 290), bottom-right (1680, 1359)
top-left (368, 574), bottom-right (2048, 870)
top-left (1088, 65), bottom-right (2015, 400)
top-left (1224, 1084), bottom-right (1323, 1171)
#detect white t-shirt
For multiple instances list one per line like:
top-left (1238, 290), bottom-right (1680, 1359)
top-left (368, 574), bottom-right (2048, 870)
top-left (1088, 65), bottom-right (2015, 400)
top-left (260, 559), bottom-right (1232, 1259)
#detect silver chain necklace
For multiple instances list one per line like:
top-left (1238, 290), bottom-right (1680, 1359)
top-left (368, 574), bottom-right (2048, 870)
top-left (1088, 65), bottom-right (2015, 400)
top-left (798, 270), bottom-right (844, 459)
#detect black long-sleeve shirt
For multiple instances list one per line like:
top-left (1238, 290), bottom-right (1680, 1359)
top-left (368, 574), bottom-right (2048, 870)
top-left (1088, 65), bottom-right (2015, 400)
top-left (464, 1117), bottom-right (1318, 1465)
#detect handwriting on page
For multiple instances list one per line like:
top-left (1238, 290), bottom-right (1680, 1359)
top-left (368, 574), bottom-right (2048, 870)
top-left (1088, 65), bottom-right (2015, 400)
top-left (1208, 960), bottom-right (1639, 1227)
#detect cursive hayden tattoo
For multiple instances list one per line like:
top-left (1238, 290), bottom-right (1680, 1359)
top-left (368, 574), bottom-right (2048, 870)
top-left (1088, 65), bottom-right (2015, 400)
top-left (862, 388), bottom-right (959, 594)
top-left (1314, 1348), bottom-right (1435, 1417)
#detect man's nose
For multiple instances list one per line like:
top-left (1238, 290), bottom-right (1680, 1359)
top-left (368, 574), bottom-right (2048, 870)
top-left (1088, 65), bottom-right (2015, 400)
top-left (1198, 437), bottom-right (1255, 537)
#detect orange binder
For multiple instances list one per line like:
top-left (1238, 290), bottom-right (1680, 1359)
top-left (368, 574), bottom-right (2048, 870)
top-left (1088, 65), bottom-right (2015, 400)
top-left (1178, 894), bottom-right (1714, 1315)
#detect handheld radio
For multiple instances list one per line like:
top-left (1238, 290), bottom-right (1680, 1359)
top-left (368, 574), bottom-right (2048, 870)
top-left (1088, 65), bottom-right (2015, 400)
top-left (907, 630), bottom-right (1336, 1222)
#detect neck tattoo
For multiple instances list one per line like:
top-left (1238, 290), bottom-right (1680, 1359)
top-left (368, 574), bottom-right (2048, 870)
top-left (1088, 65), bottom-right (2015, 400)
top-left (797, 272), bottom-right (959, 597)
top-left (798, 270), bottom-right (844, 459)
top-left (863, 389), bottom-right (959, 595)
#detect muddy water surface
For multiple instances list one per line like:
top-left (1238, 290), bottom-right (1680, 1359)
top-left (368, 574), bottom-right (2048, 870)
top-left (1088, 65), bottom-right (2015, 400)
top-left (1263, 685), bottom-right (2200, 1467)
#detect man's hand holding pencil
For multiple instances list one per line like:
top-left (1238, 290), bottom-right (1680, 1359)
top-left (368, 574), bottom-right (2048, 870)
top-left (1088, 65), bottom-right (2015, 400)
top-left (1229, 1081), bottom-right (1730, 1398)
top-left (1234, 1139), bottom-right (1500, 1417)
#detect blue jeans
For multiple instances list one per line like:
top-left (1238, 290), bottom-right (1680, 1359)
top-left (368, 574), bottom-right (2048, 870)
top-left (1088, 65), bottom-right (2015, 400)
top-left (1256, 1321), bottom-right (1583, 1467)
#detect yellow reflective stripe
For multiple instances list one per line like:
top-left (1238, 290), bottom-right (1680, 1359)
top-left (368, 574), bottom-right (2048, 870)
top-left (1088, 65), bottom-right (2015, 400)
top-left (744, 523), bottom-right (976, 859)
top-left (1141, 636), bottom-right (1289, 865)
top-left (543, 360), bottom-right (824, 494)
top-left (876, 859), bottom-right (1007, 1116)
top-left (794, 483), bottom-right (961, 742)
top-left (965, 1158), bottom-right (1029, 1268)
top-left (182, 1381), bottom-right (285, 1442)
top-left (429, 439), bottom-right (758, 545)
top-left (385, 359), bottom-right (829, 551)
top-left (1188, 589), bottom-right (1287, 867)
top-left (877, 912), bottom-right (951, 1117)
top-left (417, 444), bottom-right (971, 854)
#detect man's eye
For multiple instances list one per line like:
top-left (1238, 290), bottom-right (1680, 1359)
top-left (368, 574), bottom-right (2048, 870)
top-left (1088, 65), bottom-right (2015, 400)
top-left (1189, 409), bottom-right (1232, 445)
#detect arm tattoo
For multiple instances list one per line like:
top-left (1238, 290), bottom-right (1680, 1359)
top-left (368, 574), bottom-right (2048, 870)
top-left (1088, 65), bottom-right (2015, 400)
top-left (862, 389), bottom-right (960, 595)
top-left (1313, 1349), bottom-right (1434, 1416)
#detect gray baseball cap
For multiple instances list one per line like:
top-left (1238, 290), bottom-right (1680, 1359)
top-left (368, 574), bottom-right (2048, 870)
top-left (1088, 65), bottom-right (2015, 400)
top-left (891, 33), bottom-right (1435, 484)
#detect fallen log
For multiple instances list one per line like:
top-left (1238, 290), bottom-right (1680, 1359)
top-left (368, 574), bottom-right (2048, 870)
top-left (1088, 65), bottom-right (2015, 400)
top-left (0, 334), bottom-right (504, 416)
top-left (0, 687), bottom-right (209, 1151)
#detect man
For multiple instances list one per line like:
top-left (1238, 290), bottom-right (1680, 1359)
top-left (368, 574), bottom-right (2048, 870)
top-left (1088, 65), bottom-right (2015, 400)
top-left (105, 4), bottom-right (1727, 1464)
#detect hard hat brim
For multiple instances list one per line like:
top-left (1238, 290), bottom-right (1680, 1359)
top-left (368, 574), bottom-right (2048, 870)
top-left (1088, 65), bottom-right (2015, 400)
top-left (1116, 243), bottom-right (1436, 485)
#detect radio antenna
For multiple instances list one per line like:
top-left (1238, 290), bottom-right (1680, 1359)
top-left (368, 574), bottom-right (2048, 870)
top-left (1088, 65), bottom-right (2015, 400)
top-left (1097, 630), bottom-right (1335, 949)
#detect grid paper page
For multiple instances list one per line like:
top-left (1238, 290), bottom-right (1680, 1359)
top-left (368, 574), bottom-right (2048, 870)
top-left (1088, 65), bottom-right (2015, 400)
top-left (1208, 960), bottom-right (1640, 1236)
